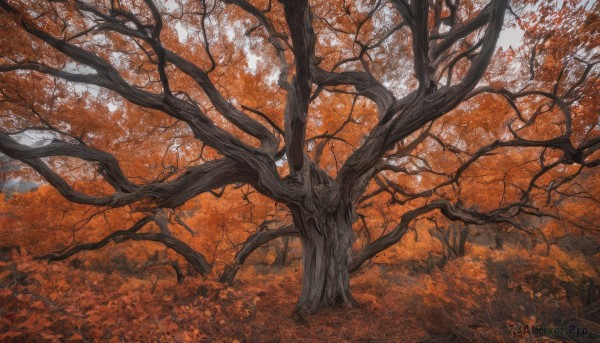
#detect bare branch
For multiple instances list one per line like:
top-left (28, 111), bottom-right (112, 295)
top-left (219, 224), bottom-right (298, 283)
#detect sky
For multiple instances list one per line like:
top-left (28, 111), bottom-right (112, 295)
top-left (497, 26), bottom-right (524, 50)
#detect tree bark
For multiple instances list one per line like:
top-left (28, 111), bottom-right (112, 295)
top-left (292, 204), bottom-right (358, 314)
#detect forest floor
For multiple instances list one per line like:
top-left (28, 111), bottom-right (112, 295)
top-left (234, 268), bottom-right (426, 342)
top-left (1, 248), bottom-right (427, 342)
top-left (1, 243), bottom-right (599, 342)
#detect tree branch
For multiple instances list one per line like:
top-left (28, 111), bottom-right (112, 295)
top-left (219, 223), bottom-right (298, 283)
top-left (280, 0), bottom-right (314, 173)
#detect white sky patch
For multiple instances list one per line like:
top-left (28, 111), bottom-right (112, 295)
top-left (63, 61), bottom-right (96, 75)
top-left (276, 155), bottom-right (287, 167)
top-left (175, 22), bottom-right (189, 43)
top-left (107, 101), bottom-right (120, 112)
top-left (163, 0), bottom-right (179, 11)
top-left (226, 27), bottom-right (236, 42)
top-left (13, 130), bottom-right (58, 147)
top-left (246, 50), bottom-right (259, 73)
top-left (439, 22), bottom-right (451, 34)
top-left (62, 53), bottom-right (101, 96)
top-left (265, 70), bottom-right (278, 85)
top-left (497, 26), bottom-right (524, 49)
top-left (71, 83), bottom-right (100, 97)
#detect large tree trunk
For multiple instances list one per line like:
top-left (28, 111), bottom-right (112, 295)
top-left (292, 205), bottom-right (358, 314)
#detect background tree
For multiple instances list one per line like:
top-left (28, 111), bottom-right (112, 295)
top-left (0, 0), bottom-right (598, 315)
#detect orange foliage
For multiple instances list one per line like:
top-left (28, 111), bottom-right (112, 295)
top-left (0, 0), bottom-right (599, 341)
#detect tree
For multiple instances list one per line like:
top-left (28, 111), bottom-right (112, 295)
top-left (0, 0), bottom-right (598, 315)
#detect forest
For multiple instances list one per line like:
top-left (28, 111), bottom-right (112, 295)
top-left (0, 0), bottom-right (599, 341)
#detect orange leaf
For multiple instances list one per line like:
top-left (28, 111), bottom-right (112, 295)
top-left (67, 333), bottom-right (84, 341)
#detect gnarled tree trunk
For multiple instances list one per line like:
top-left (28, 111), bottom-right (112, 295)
top-left (291, 203), bottom-right (358, 314)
